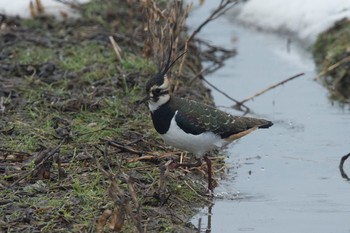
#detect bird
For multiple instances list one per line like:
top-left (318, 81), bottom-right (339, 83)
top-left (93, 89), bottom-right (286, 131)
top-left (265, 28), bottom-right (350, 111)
top-left (144, 49), bottom-right (273, 192)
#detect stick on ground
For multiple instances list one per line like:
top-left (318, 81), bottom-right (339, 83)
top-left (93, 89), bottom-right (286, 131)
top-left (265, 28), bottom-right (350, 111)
top-left (339, 152), bottom-right (350, 180)
top-left (234, 72), bottom-right (305, 108)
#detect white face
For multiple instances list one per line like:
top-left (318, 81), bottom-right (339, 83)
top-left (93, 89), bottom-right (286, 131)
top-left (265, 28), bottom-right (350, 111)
top-left (148, 76), bottom-right (170, 112)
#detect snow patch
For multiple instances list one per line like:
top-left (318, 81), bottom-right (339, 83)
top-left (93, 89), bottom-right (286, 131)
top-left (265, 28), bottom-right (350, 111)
top-left (0, 0), bottom-right (90, 19)
top-left (233, 0), bottom-right (350, 45)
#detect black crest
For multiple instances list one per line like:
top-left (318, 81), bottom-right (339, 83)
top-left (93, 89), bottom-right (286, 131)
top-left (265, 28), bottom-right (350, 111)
top-left (145, 40), bottom-right (187, 93)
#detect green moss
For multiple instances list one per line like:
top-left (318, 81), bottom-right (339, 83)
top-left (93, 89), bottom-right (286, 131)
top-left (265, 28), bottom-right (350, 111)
top-left (313, 19), bottom-right (350, 66)
top-left (121, 54), bottom-right (156, 73)
top-left (13, 46), bottom-right (57, 64)
top-left (60, 42), bottom-right (115, 71)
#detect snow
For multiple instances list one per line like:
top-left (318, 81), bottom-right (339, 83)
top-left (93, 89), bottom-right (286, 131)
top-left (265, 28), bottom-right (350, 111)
top-left (0, 0), bottom-right (90, 19)
top-left (233, 0), bottom-right (350, 45)
top-left (2, 0), bottom-right (350, 45)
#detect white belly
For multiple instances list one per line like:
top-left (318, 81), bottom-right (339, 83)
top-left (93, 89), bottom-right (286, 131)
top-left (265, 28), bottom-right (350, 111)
top-left (160, 114), bottom-right (224, 158)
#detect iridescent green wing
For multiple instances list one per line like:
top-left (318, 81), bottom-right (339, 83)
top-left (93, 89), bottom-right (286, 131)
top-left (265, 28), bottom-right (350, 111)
top-left (172, 97), bottom-right (271, 138)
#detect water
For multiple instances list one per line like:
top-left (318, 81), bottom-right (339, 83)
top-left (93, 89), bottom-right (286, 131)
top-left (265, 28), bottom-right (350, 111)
top-left (188, 2), bottom-right (350, 233)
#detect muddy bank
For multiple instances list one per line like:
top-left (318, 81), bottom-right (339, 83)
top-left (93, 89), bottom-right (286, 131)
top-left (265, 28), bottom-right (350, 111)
top-left (0, 1), bottom-right (222, 232)
top-left (313, 18), bottom-right (350, 104)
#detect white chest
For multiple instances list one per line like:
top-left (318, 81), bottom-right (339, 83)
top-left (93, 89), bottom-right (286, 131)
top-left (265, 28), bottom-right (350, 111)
top-left (160, 113), bottom-right (224, 158)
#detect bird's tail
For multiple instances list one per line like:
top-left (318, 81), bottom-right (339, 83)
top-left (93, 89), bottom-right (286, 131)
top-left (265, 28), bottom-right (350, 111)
top-left (258, 120), bottom-right (273, 129)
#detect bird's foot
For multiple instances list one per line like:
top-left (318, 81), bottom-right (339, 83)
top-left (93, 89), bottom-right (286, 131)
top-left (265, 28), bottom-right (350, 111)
top-left (204, 188), bottom-right (214, 197)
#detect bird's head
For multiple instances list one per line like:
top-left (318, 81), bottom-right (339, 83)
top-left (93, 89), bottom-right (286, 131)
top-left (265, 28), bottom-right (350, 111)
top-left (144, 48), bottom-right (187, 112)
top-left (145, 73), bottom-right (171, 111)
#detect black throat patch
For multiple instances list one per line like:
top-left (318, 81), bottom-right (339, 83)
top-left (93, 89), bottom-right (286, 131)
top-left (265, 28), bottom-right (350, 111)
top-left (150, 100), bottom-right (175, 134)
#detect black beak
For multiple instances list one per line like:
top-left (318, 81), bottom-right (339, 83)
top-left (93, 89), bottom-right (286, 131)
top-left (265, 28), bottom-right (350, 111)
top-left (136, 95), bottom-right (150, 106)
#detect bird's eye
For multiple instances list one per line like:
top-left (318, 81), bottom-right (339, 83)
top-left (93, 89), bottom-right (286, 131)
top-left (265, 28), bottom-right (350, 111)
top-left (153, 88), bottom-right (161, 95)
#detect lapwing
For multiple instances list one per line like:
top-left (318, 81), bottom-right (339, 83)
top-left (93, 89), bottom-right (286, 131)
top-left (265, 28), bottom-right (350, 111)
top-left (144, 50), bottom-right (273, 192)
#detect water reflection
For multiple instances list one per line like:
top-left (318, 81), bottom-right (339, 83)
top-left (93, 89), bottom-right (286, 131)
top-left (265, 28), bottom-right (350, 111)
top-left (196, 204), bottom-right (213, 233)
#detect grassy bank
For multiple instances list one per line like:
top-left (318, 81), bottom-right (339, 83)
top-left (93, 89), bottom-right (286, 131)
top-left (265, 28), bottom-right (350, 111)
top-left (312, 18), bottom-right (350, 103)
top-left (0, 0), bottom-right (218, 232)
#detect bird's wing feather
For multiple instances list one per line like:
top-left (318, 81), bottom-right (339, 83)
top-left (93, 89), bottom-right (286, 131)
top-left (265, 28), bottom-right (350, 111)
top-left (172, 97), bottom-right (272, 138)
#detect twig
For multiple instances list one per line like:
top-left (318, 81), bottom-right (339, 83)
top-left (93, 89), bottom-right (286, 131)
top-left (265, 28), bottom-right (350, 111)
top-left (315, 55), bottom-right (350, 80)
top-left (56, 150), bottom-right (63, 181)
top-left (178, 0), bottom-right (238, 76)
top-left (75, 127), bottom-right (107, 137)
top-left (125, 174), bottom-right (143, 232)
top-left (103, 141), bottom-right (113, 171)
top-left (10, 138), bottom-right (66, 187)
top-left (183, 180), bottom-right (214, 204)
top-left (94, 152), bottom-right (144, 232)
top-left (96, 210), bottom-right (112, 233)
top-left (0, 96), bottom-right (5, 113)
top-left (197, 38), bottom-right (237, 65)
top-left (157, 160), bottom-right (172, 205)
top-left (183, 0), bottom-right (237, 48)
top-left (201, 76), bottom-right (251, 113)
top-left (0, 149), bottom-right (31, 157)
top-left (100, 138), bottom-right (182, 162)
top-left (234, 72), bottom-right (305, 108)
top-left (100, 138), bottom-right (145, 156)
top-left (184, 62), bottom-right (223, 94)
top-left (109, 36), bottom-right (122, 62)
top-left (188, 40), bottom-right (236, 87)
top-left (127, 151), bottom-right (180, 163)
top-left (339, 152), bottom-right (350, 181)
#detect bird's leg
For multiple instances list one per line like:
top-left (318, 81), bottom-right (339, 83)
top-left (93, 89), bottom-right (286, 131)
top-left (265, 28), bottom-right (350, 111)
top-left (203, 155), bottom-right (213, 192)
top-left (170, 157), bottom-right (214, 193)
